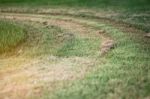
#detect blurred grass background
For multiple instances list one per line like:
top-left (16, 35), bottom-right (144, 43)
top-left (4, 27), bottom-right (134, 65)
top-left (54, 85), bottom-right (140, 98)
top-left (0, 0), bottom-right (149, 10)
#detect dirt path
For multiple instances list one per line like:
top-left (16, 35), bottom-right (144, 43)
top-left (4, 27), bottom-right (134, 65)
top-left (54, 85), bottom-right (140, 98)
top-left (1, 11), bottom-right (147, 99)
top-left (0, 56), bottom-right (95, 98)
top-left (0, 13), bottom-right (115, 99)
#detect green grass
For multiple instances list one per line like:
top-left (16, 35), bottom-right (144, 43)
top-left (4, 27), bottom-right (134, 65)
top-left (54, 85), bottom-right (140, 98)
top-left (22, 24), bottom-right (66, 57)
top-left (19, 22), bottom-right (101, 57)
top-left (0, 0), bottom-right (149, 99)
top-left (0, 15), bottom-right (149, 99)
top-left (13, 16), bottom-right (148, 99)
top-left (0, 0), bottom-right (149, 32)
top-left (0, 0), bottom-right (149, 10)
top-left (0, 20), bottom-right (26, 53)
top-left (0, 20), bottom-right (100, 57)
top-left (57, 37), bottom-right (100, 57)
top-left (44, 19), bottom-right (150, 99)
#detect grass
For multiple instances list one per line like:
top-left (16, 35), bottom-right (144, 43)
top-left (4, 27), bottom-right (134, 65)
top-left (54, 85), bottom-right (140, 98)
top-left (0, 0), bottom-right (149, 32)
top-left (0, 13), bottom-right (149, 99)
top-left (57, 37), bottom-right (100, 57)
top-left (0, 0), bottom-right (150, 99)
top-left (0, 20), bottom-right (26, 54)
top-left (43, 18), bottom-right (150, 99)
top-left (0, 0), bottom-right (149, 10)
top-left (0, 19), bottom-right (102, 99)
top-left (22, 24), bottom-right (66, 57)
top-left (3, 20), bottom-right (101, 58)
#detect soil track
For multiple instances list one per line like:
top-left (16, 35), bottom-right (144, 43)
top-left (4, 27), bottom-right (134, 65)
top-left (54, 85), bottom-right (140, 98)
top-left (0, 12), bottom-right (145, 99)
top-left (0, 12), bottom-right (113, 99)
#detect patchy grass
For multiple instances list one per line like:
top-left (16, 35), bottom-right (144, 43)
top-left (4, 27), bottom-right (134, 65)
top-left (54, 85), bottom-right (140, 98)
top-left (0, 18), bottom-right (100, 99)
top-left (0, 0), bottom-right (149, 99)
top-left (44, 19), bottom-right (150, 99)
top-left (0, 0), bottom-right (149, 32)
top-left (57, 37), bottom-right (101, 57)
top-left (0, 20), bottom-right (26, 54)
top-left (22, 24), bottom-right (66, 57)
top-left (20, 22), bottom-right (100, 57)
top-left (0, 13), bottom-right (149, 99)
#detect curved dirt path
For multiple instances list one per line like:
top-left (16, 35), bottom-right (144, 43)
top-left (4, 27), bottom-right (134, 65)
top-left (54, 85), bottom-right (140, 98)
top-left (0, 13), bottom-right (115, 99)
top-left (0, 11), bottom-right (148, 99)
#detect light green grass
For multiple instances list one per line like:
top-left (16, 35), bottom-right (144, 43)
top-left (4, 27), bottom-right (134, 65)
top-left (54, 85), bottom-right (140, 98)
top-left (0, 20), bottom-right (100, 57)
top-left (57, 37), bottom-right (100, 57)
top-left (0, 20), bottom-right (26, 53)
top-left (18, 22), bottom-right (101, 58)
top-left (42, 19), bottom-right (150, 99)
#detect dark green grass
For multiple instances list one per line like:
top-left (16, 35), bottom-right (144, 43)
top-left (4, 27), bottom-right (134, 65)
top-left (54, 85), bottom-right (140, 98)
top-left (0, 20), bottom-right (26, 53)
top-left (0, 0), bottom-right (150, 10)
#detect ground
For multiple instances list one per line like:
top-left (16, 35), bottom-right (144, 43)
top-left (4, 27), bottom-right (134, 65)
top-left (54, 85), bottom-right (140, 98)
top-left (0, 1), bottom-right (150, 99)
